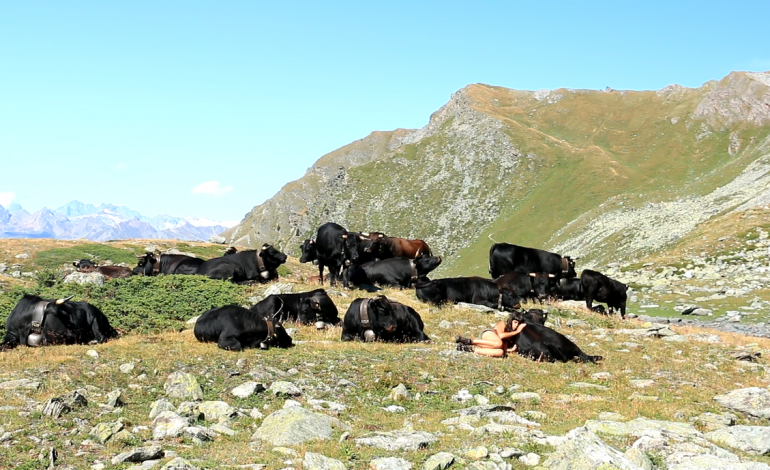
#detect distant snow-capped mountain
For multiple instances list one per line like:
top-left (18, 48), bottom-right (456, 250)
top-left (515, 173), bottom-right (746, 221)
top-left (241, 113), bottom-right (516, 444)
top-left (0, 200), bottom-right (233, 242)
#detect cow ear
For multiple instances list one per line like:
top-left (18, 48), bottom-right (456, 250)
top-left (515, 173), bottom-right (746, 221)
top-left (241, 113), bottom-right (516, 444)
top-left (529, 273), bottom-right (536, 277)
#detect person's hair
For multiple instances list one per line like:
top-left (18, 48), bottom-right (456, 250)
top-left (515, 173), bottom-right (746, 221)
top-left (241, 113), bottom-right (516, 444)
top-left (505, 311), bottom-right (525, 331)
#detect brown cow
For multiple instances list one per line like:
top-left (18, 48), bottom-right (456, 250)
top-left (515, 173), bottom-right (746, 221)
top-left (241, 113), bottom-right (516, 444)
top-left (372, 235), bottom-right (432, 259)
top-left (73, 260), bottom-right (134, 279)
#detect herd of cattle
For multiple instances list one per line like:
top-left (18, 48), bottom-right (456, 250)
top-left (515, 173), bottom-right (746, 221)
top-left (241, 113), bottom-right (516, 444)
top-left (1, 221), bottom-right (628, 363)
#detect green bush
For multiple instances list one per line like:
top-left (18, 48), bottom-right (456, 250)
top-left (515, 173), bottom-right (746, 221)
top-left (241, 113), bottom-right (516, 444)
top-left (0, 275), bottom-right (250, 339)
top-left (33, 243), bottom-right (144, 270)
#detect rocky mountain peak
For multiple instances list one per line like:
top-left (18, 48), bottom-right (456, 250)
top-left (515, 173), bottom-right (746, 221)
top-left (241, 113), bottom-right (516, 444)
top-left (692, 71), bottom-right (770, 130)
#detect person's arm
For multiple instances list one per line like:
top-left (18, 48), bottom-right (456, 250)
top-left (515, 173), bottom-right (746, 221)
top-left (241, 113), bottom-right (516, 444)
top-left (498, 323), bottom-right (526, 340)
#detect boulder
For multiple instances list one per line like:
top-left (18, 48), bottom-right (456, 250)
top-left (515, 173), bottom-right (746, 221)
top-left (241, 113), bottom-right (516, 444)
top-left (714, 387), bottom-right (770, 419)
top-left (197, 401), bottom-right (235, 421)
top-left (111, 446), bottom-right (164, 465)
top-left (541, 426), bottom-right (644, 469)
top-left (269, 381), bottom-right (302, 397)
top-left (0, 378), bottom-right (41, 390)
top-left (706, 425), bottom-right (770, 455)
top-left (303, 452), bottom-right (347, 470)
top-left (231, 382), bottom-right (265, 398)
top-left (164, 371), bottom-right (203, 401)
top-left (251, 406), bottom-right (344, 446)
top-left (63, 272), bottom-right (105, 286)
top-left (355, 430), bottom-right (437, 451)
top-left (423, 452), bottom-right (454, 470)
top-left (90, 421), bottom-right (124, 444)
top-left (149, 399), bottom-right (176, 419)
top-left (152, 412), bottom-right (191, 439)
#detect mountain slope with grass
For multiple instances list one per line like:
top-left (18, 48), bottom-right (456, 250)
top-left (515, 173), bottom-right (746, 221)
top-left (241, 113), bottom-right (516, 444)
top-left (223, 71), bottom-right (770, 276)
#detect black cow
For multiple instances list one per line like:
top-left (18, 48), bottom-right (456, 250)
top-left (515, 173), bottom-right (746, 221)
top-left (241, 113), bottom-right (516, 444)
top-left (133, 253), bottom-right (206, 276)
top-left (73, 259), bottom-right (97, 269)
top-left (380, 300), bottom-right (430, 343)
top-left (196, 244), bottom-right (287, 283)
top-left (489, 243), bottom-right (576, 280)
top-left (249, 289), bottom-right (340, 328)
top-left (342, 232), bottom-right (380, 266)
top-left (415, 277), bottom-right (521, 311)
top-left (581, 269), bottom-right (628, 319)
top-left (340, 296), bottom-right (399, 342)
top-left (194, 305), bottom-right (293, 351)
top-left (300, 223), bottom-right (347, 287)
top-left (510, 312), bottom-right (602, 363)
top-left (552, 277), bottom-right (585, 301)
top-left (521, 308), bottom-right (548, 325)
top-left (1, 295), bottom-right (116, 350)
top-left (345, 254), bottom-right (442, 289)
top-left (492, 272), bottom-right (554, 303)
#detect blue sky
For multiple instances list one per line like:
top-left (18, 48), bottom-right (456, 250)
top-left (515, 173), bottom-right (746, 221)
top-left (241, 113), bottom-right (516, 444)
top-left (1, 1), bottom-right (768, 223)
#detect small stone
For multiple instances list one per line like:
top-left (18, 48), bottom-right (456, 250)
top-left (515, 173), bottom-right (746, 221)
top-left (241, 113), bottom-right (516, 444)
top-left (463, 446), bottom-right (488, 460)
top-left (149, 399), bottom-right (175, 419)
top-left (382, 405), bottom-right (406, 413)
top-left (106, 390), bottom-right (123, 408)
top-left (597, 412), bottom-right (625, 421)
top-left (690, 412), bottom-right (736, 431)
top-left (509, 392), bottom-right (540, 403)
top-left (451, 389), bottom-right (473, 403)
top-left (85, 349), bottom-right (99, 358)
top-left (120, 363), bottom-right (135, 374)
top-left (370, 457), bottom-right (412, 470)
top-left (111, 446), bottom-right (163, 465)
top-left (423, 452), bottom-right (454, 470)
top-left (591, 372), bottom-right (612, 380)
top-left (160, 457), bottom-right (199, 470)
top-left (303, 452), bottom-right (346, 470)
top-left (164, 371), bottom-right (203, 401)
top-left (629, 379), bottom-right (655, 388)
top-left (90, 421), bottom-right (123, 444)
top-left (197, 401), bottom-right (235, 421)
top-left (499, 448), bottom-right (524, 458)
top-left (0, 378), bottom-right (41, 390)
top-left (518, 453), bottom-right (540, 466)
top-left (269, 381), bottom-right (302, 397)
top-left (390, 383), bottom-right (409, 401)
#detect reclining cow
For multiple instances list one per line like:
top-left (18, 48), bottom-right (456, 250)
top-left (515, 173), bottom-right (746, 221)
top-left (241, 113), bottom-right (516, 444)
top-left (341, 295), bottom-right (428, 342)
top-left (250, 289), bottom-right (340, 328)
top-left (345, 253), bottom-right (442, 289)
top-left (509, 312), bottom-right (602, 363)
top-left (2, 295), bottom-right (116, 350)
top-left (73, 260), bottom-right (134, 279)
top-left (370, 235), bottom-right (432, 260)
top-left (197, 244), bottom-right (287, 283)
top-left (492, 272), bottom-right (554, 304)
top-left (132, 253), bottom-right (206, 276)
top-left (581, 269), bottom-right (628, 319)
top-left (194, 304), bottom-right (293, 351)
top-left (415, 277), bottom-right (521, 311)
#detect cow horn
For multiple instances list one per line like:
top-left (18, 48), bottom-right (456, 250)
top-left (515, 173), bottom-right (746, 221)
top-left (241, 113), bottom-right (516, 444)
top-left (548, 274), bottom-right (555, 278)
top-left (359, 235), bottom-right (365, 240)
top-left (341, 234), bottom-right (347, 239)
top-left (378, 234), bottom-right (384, 238)
top-left (135, 254), bottom-right (145, 258)
top-left (415, 249), bottom-right (421, 257)
top-left (529, 273), bottom-right (536, 277)
top-left (55, 295), bottom-right (75, 305)
top-left (310, 238), bottom-right (315, 244)
top-left (361, 232), bottom-right (369, 236)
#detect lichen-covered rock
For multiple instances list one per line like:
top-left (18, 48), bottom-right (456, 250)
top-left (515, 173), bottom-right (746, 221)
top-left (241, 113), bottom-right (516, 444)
top-left (63, 272), bottom-right (105, 286)
top-left (90, 421), bottom-right (124, 444)
top-left (714, 387), bottom-right (770, 419)
top-left (231, 382), bottom-right (265, 398)
top-left (0, 378), bottom-right (41, 390)
top-left (303, 452), bottom-right (346, 470)
top-left (152, 412), bottom-right (191, 440)
top-left (370, 457), bottom-right (413, 470)
top-left (690, 412), bottom-right (736, 431)
top-left (541, 426), bottom-right (644, 470)
top-left (706, 425), bottom-right (770, 455)
top-left (160, 457), bottom-right (200, 470)
top-left (584, 418), bottom-right (701, 438)
top-left (251, 406), bottom-right (343, 446)
top-left (423, 452), bottom-right (454, 470)
top-left (355, 430), bottom-right (437, 451)
top-left (268, 381), bottom-right (302, 397)
top-left (111, 446), bottom-right (163, 465)
top-left (164, 371), bottom-right (203, 401)
top-left (149, 399), bottom-right (176, 419)
top-left (197, 401), bottom-right (235, 421)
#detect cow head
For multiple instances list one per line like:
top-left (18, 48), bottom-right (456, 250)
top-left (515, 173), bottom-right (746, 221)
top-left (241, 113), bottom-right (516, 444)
top-left (132, 253), bottom-right (158, 276)
top-left (224, 247), bottom-right (238, 256)
top-left (528, 272), bottom-right (556, 299)
top-left (299, 291), bottom-right (340, 328)
top-left (299, 239), bottom-right (318, 264)
top-left (342, 233), bottom-right (368, 264)
top-left (259, 244), bottom-right (288, 270)
top-left (73, 259), bottom-right (96, 270)
top-left (414, 253), bottom-right (442, 276)
top-left (563, 256), bottom-right (577, 278)
top-left (259, 299), bottom-right (294, 350)
top-left (366, 295), bottom-right (398, 339)
top-left (499, 290), bottom-right (521, 311)
top-left (521, 308), bottom-right (548, 325)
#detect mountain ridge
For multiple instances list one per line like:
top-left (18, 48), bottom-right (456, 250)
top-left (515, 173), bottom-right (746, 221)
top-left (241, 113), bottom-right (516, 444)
top-left (223, 71), bottom-right (770, 276)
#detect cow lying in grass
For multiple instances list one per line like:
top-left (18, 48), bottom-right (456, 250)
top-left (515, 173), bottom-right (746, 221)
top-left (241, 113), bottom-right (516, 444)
top-left (341, 296), bottom-right (429, 343)
top-left (194, 305), bottom-right (293, 351)
top-left (415, 277), bottom-right (521, 311)
top-left (2, 294), bottom-right (116, 350)
top-left (250, 289), bottom-right (340, 328)
top-left (510, 311), bottom-right (602, 363)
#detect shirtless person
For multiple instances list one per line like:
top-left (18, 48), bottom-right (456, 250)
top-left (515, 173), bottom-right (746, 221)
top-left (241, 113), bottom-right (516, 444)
top-left (455, 312), bottom-right (526, 358)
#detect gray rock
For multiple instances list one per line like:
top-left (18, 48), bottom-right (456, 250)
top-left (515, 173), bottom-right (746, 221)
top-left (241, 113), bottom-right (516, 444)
top-left (42, 391), bottom-right (87, 418)
top-left (197, 401), bottom-right (235, 421)
top-left (706, 425), bottom-right (770, 455)
top-left (152, 412), bottom-right (191, 439)
top-left (456, 302), bottom-right (495, 313)
top-left (176, 402), bottom-right (202, 419)
top-left (185, 316), bottom-right (199, 325)
top-left (714, 387), bottom-right (770, 418)
top-left (519, 453), bottom-right (540, 466)
top-left (232, 382), bottom-right (265, 398)
top-left (585, 418), bottom-right (700, 438)
top-left (463, 446), bottom-right (488, 460)
top-left (209, 235), bottom-right (226, 244)
top-left (690, 412), bottom-right (736, 431)
top-left (423, 452), bottom-right (454, 470)
top-left (598, 412), bottom-right (626, 421)
top-left (355, 430), bottom-right (437, 451)
top-left (251, 406), bottom-right (345, 446)
top-left (90, 421), bottom-right (124, 444)
top-left (106, 390), bottom-right (123, 408)
top-left (149, 399), bottom-right (176, 419)
top-left (209, 423), bottom-right (237, 436)
top-left (509, 392), bottom-right (541, 402)
top-left (541, 426), bottom-right (644, 470)
top-left (86, 349), bottom-right (99, 358)
top-left (390, 383), bottom-right (409, 401)
top-left (160, 457), bottom-right (199, 470)
top-left (667, 455), bottom-right (770, 469)
top-left (629, 379), bottom-right (655, 388)
top-left (269, 381), bottom-right (302, 397)
top-left (164, 371), bottom-right (203, 401)
top-left (63, 272), bottom-right (105, 286)
top-left (183, 425), bottom-right (215, 443)
top-left (382, 405), bottom-right (405, 413)
top-left (370, 457), bottom-right (413, 470)
top-left (453, 405), bottom-right (540, 427)
top-left (120, 363), bottom-right (136, 374)
top-left (303, 452), bottom-right (346, 470)
top-left (111, 446), bottom-right (164, 465)
top-left (624, 448), bottom-right (653, 470)
top-left (264, 283), bottom-right (294, 296)
top-left (308, 399), bottom-right (347, 412)
top-left (0, 378), bottom-right (41, 390)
